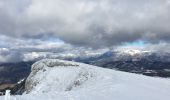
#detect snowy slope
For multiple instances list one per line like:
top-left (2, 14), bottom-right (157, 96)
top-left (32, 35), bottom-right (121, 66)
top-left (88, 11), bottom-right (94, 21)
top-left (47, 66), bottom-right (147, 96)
top-left (1, 59), bottom-right (170, 100)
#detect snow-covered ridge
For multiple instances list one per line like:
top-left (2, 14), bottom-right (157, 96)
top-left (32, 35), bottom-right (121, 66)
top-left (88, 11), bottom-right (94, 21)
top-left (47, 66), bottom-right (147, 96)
top-left (25, 59), bottom-right (95, 94)
top-left (115, 48), bottom-right (150, 56)
top-left (1, 59), bottom-right (170, 100)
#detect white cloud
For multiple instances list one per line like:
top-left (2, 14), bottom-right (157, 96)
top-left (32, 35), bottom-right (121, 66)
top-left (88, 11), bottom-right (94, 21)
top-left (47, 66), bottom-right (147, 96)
top-left (0, 0), bottom-right (170, 47)
top-left (0, 0), bottom-right (170, 62)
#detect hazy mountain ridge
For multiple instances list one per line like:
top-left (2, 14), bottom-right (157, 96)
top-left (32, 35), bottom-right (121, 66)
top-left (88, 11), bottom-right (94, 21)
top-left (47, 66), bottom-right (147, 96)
top-left (0, 62), bottom-right (34, 84)
top-left (78, 50), bottom-right (170, 77)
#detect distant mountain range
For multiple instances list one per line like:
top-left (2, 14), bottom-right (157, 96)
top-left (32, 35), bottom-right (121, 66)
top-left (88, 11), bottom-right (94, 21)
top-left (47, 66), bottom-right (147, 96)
top-left (0, 49), bottom-right (170, 90)
top-left (0, 61), bottom-right (34, 84)
top-left (75, 49), bottom-right (170, 77)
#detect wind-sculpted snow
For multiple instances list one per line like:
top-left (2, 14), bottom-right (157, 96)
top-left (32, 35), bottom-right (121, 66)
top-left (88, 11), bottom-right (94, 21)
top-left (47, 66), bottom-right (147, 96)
top-left (25, 59), bottom-right (95, 94)
top-left (1, 59), bottom-right (170, 100)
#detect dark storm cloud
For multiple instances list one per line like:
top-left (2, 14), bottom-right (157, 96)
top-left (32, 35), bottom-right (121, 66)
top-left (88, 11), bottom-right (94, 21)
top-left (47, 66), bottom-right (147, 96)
top-left (0, 0), bottom-right (170, 47)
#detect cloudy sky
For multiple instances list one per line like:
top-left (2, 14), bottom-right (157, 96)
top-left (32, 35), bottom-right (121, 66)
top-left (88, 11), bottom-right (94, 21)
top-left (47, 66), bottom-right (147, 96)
top-left (0, 0), bottom-right (170, 62)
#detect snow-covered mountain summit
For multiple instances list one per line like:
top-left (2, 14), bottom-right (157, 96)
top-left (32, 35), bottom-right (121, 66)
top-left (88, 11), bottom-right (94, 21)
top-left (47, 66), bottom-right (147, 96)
top-left (117, 49), bottom-right (150, 56)
top-left (25, 59), bottom-right (95, 94)
top-left (1, 59), bottom-right (170, 100)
